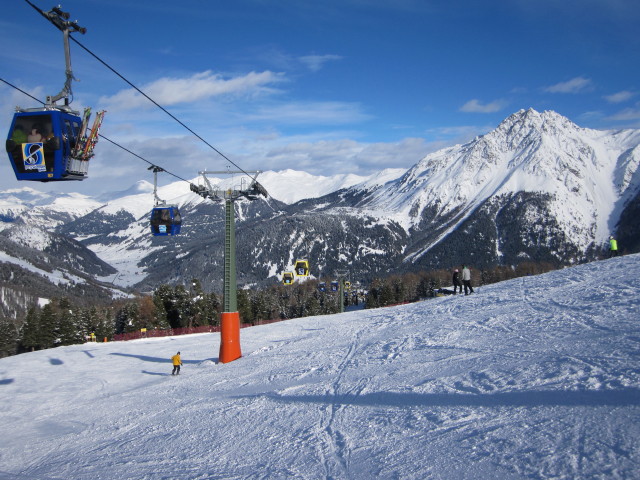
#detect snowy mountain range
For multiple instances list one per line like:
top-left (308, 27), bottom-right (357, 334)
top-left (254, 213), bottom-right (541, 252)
top-left (0, 109), bottom-right (639, 310)
top-left (356, 108), bottom-right (640, 267)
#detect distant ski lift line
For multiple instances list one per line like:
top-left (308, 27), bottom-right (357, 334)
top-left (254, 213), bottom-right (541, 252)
top-left (194, 170), bottom-right (267, 202)
top-left (199, 170), bottom-right (262, 184)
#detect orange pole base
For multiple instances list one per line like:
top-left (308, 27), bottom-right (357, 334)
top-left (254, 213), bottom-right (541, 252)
top-left (219, 311), bottom-right (242, 363)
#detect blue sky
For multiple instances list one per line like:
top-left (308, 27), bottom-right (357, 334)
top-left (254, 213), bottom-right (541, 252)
top-left (1, 0), bottom-right (639, 196)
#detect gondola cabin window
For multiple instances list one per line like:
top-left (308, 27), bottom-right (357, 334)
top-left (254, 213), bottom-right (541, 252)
top-left (7, 114), bottom-right (55, 177)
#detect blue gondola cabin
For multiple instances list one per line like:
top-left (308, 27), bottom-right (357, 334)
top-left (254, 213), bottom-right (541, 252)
top-left (6, 109), bottom-right (87, 181)
top-left (150, 206), bottom-right (182, 236)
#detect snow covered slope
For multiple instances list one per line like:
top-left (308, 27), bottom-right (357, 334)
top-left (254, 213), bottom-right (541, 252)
top-left (1, 255), bottom-right (639, 479)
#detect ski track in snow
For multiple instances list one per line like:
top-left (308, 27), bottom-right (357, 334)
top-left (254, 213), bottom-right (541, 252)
top-left (1, 256), bottom-right (640, 479)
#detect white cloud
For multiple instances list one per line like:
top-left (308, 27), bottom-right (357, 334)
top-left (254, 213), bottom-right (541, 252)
top-left (604, 90), bottom-right (635, 104)
top-left (245, 101), bottom-right (372, 125)
top-left (459, 99), bottom-right (507, 113)
top-left (544, 76), bottom-right (594, 94)
top-left (298, 54), bottom-right (343, 72)
top-left (256, 137), bottom-right (433, 175)
top-left (606, 106), bottom-right (640, 121)
top-left (98, 70), bottom-right (285, 111)
top-left (89, 129), bottom-right (436, 188)
top-left (426, 124), bottom-right (494, 145)
top-left (578, 110), bottom-right (605, 122)
top-left (428, 125), bottom-right (486, 137)
top-left (0, 84), bottom-right (46, 113)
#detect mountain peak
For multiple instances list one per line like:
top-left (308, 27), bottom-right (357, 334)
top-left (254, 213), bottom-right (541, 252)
top-left (495, 108), bottom-right (582, 138)
top-left (2, 223), bottom-right (53, 251)
top-left (97, 180), bottom-right (154, 203)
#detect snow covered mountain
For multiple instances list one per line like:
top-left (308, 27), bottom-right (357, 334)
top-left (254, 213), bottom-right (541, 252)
top-left (0, 187), bottom-right (103, 231)
top-left (325, 109), bottom-right (640, 271)
top-left (0, 169), bottom-right (407, 300)
top-left (0, 109), bottom-right (638, 297)
top-left (359, 109), bottom-right (640, 260)
top-left (0, 223), bottom-right (123, 319)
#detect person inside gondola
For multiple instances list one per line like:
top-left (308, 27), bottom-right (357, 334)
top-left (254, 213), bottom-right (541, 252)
top-left (11, 125), bottom-right (27, 144)
top-left (27, 124), bottom-right (44, 143)
top-left (160, 208), bottom-right (171, 225)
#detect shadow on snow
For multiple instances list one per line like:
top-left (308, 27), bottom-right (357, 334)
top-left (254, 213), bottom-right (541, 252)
top-left (110, 352), bottom-right (217, 365)
top-left (254, 388), bottom-right (640, 408)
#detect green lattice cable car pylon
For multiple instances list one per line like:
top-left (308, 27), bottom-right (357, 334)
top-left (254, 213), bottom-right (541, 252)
top-left (190, 171), bottom-right (267, 364)
top-left (220, 195), bottom-right (241, 363)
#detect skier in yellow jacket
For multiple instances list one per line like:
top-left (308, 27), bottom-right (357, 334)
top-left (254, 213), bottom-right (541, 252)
top-left (171, 351), bottom-right (182, 375)
top-left (609, 236), bottom-right (619, 257)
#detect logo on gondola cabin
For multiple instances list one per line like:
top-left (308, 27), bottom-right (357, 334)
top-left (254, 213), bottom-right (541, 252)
top-left (22, 143), bottom-right (46, 172)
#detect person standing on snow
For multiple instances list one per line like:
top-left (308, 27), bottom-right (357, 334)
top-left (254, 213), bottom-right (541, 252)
top-left (609, 236), bottom-right (619, 257)
top-left (171, 351), bottom-right (183, 375)
top-left (452, 268), bottom-right (462, 294)
top-left (461, 265), bottom-right (474, 295)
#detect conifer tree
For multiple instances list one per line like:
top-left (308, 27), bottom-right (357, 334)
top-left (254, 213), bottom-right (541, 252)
top-left (39, 303), bottom-right (58, 349)
top-left (248, 292), bottom-right (263, 325)
top-left (21, 307), bottom-right (41, 352)
top-left (237, 289), bottom-right (252, 324)
top-left (95, 307), bottom-right (115, 341)
top-left (152, 285), bottom-right (180, 329)
top-left (114, 303), bottom-right (142, 334)
top-left (172, 285), bottom-right (191, 328)
top-left (378, 282), bottom-right (395, 306)
top-left (56, 298), bottom-right (82, 346)
top-left (79, 306), bottom-right (102, 341)
top-left (0, 316), bottom-right (18, 358)
top-left (203, 291), bottom-right (221, 326)
top-left (152, 286), bottom-right (171, 330)
top-left (124, 303), bottom-right (142, 332)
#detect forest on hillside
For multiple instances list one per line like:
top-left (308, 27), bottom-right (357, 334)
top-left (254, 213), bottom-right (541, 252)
top-left (0, 261), bottom-right (558, 358)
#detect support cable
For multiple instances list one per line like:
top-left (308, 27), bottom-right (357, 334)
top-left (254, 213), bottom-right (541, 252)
top-left (1, 77), bottom-right (43, 105)
top-left (67, 35), bottom-right (259, 183)
top-left (14, 0), bottom-right (260, 185)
